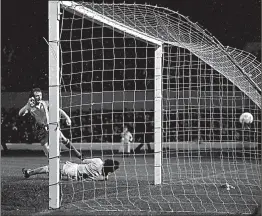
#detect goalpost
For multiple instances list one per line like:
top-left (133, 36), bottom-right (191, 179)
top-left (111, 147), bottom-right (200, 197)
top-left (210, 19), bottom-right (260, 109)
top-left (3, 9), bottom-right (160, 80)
top-left (48, 1), bottom-right (261, 214)
top-left (48, 1), bottom-right (60, 209)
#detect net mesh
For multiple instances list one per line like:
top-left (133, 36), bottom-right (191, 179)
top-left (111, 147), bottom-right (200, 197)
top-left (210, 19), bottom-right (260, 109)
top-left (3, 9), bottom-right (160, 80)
top-left (56, 1), bottom-right (261, 215)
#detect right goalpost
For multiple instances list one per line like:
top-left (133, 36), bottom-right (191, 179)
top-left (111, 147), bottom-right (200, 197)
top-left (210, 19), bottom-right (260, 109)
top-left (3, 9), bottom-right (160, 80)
top-left (49, 1), bottom-right (261, 215)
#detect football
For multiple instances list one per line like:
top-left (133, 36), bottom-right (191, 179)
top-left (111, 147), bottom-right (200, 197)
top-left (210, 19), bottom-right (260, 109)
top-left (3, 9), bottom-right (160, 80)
top-left (239, 112), bottom-right (253, 124)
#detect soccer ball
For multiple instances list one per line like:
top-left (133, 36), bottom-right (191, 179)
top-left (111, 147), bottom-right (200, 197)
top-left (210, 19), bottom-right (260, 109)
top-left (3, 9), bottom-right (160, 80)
top-left (239, 112), bottom-right (253, 124)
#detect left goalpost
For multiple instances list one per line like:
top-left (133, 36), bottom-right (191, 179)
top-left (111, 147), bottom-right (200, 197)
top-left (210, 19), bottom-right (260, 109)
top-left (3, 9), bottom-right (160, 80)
top-left (48, 0), bottom-right (60, 209)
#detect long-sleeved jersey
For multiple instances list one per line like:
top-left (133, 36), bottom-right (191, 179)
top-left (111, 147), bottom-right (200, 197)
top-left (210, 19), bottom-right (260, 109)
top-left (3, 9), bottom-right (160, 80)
top-left (62, 158), bottom-right (105, 181)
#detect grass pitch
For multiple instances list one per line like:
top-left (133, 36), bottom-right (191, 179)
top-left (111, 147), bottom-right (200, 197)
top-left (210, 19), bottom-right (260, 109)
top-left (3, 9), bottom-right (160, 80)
top-left (1, 149), bottom-right (261, 216)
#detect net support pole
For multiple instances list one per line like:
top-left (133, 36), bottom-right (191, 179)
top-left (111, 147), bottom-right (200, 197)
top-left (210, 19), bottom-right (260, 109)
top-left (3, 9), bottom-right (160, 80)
top-left (48, 0), bottom-right (60, 209)
top-left (154, 45), bottom-right (163, 185)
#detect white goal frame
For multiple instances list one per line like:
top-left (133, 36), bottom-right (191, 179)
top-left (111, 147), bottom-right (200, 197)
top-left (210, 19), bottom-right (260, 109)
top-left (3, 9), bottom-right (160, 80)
top-left (48, 1), bottom-right (261, 213)
top-left (48, 1), bottom-right (164, 209)
top-left (48, 1), bottom-right (60, 209)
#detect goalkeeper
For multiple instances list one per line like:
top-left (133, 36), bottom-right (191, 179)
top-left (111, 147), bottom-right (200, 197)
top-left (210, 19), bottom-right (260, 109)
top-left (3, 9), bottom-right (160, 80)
top-left (22, 158), bottom-right (120, 181)
top-left (18, 88), bottom-right (83, 159)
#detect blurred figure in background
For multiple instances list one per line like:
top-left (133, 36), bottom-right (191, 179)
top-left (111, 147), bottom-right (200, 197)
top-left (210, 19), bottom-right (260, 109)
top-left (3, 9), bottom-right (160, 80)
top-left (1, 111), bottom-right (9, 154)
top-left (119, 125), bottom-right (133, 156)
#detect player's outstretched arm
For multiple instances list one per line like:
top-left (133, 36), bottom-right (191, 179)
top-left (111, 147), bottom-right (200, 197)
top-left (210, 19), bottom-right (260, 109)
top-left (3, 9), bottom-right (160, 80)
top-left (18, 104), bottom-right (29, 116)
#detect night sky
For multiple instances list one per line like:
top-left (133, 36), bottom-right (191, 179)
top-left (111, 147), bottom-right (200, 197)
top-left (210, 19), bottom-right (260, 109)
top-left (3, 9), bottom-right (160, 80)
top-left (2, 0), bottom-right (261, 92)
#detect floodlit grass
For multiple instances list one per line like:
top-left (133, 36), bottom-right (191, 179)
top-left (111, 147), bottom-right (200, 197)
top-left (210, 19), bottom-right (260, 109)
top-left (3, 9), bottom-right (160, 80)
top-left (1, 149), bottom-right (261, 216)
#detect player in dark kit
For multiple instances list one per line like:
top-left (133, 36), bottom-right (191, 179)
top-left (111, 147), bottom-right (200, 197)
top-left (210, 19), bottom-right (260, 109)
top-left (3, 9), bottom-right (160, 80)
top-left (19, 88), bottom-right (83, 159)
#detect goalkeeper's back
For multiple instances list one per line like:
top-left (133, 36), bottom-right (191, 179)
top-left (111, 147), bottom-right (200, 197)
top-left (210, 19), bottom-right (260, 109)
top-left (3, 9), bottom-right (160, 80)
top-left (78, 158), bottom-right (104, 180)
top-left (76, 158), bottom-right (120, 181)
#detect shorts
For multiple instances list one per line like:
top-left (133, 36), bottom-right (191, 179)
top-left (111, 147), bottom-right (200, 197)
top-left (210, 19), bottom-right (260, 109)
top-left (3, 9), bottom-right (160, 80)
top-left (61, 161), bottom-right (78, 180)
top-left (35, 125), bottom-right (67, 145)
top-left (119, 141), bottom-right (131, 153)
top-left (35, 124), bottom-right (48, 145)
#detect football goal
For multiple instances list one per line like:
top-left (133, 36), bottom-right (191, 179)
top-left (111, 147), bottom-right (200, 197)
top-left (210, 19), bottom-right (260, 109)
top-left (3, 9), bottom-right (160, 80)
top-left (48, 1), bottom-right (261, 215)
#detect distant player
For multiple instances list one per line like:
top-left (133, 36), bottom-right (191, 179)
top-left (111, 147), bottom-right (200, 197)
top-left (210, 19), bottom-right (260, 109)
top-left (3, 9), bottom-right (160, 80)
top-left (119, 125), bottom-right (133, 156)
top-left (1, 113), bottom-right (9, 154)
top-left (134, 116), bottom-right (153, 154)
top-left (19, 88), bottom-right (83, 159)
top-left (22, 158), bottom-right (120, 181)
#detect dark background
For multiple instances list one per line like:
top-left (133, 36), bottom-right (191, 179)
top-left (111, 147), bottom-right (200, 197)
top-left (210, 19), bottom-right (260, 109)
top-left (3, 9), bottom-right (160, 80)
top-left (1, 0), bottom-right (261, 92)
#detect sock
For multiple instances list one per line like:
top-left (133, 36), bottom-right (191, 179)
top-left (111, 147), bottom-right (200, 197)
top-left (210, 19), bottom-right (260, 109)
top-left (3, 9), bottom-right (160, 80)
top-left (43, 143), bottom-right (49, 157)
top-left (63, 139), bottom-right (70, 148)
top-left (63, 139), bottom-right (82, 159)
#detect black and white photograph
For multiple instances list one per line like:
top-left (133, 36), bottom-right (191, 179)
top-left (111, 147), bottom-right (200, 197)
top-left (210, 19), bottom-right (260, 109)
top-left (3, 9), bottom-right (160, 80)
top-left (1, 0), bottom-right (261, 215)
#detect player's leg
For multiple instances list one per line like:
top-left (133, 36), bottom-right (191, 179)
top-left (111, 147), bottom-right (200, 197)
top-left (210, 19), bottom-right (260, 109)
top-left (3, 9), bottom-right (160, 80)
top-left (122, 142), bottom-right (129, 156)
top-left (127, 141), bottom-right (130, 154)
top-left (134, 136), bottom-right (144, 153)
top-left (22, 165), bottom-right (49, 178)
top-left (127, 141), bottom-right (131, 154)
top-left (1, 130), bottom-right (9, 154)
top-left (145, 133), bottom-right (153, 153)
top-left (1, 141), bottom-right (8, 153)
top-left (42, 142), bottom-right (49, 157)
top-left (37, 125), bottom-right (49, 157)
top-left (118, 139), bottom-right (124, 154)
top-left (22, 163), bottom-right (65, 179)
top-left (146, 143), bottom-right (153, 153)
top-left (59, 130), bottom-right (83, 159)
top-left (121, 141), bottom-right (130, 157)
top-left (134, 143), bottom-right (143, 153)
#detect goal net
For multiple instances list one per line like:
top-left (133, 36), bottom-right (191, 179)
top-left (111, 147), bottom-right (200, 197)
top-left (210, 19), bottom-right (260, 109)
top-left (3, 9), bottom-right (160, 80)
top-left (48, 1), bottom-right (261, 215)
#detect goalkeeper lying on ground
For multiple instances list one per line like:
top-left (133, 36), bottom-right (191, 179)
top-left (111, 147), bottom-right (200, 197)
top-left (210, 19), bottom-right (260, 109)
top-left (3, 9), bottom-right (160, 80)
top-left (22, 158), bottom-right (120, 181)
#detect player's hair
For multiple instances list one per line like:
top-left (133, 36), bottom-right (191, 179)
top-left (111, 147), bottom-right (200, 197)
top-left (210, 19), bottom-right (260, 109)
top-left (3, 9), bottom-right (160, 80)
top-left (32, 88), bottom-right (42, 93)
top-left (124, 125), bottom-right (133, 133)
top-left (103, 159), bottom-right (120, 175)
top-left (124, 125), bottom-right (130, 131)
top-left (28, 91), bottom-right (34, 98)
